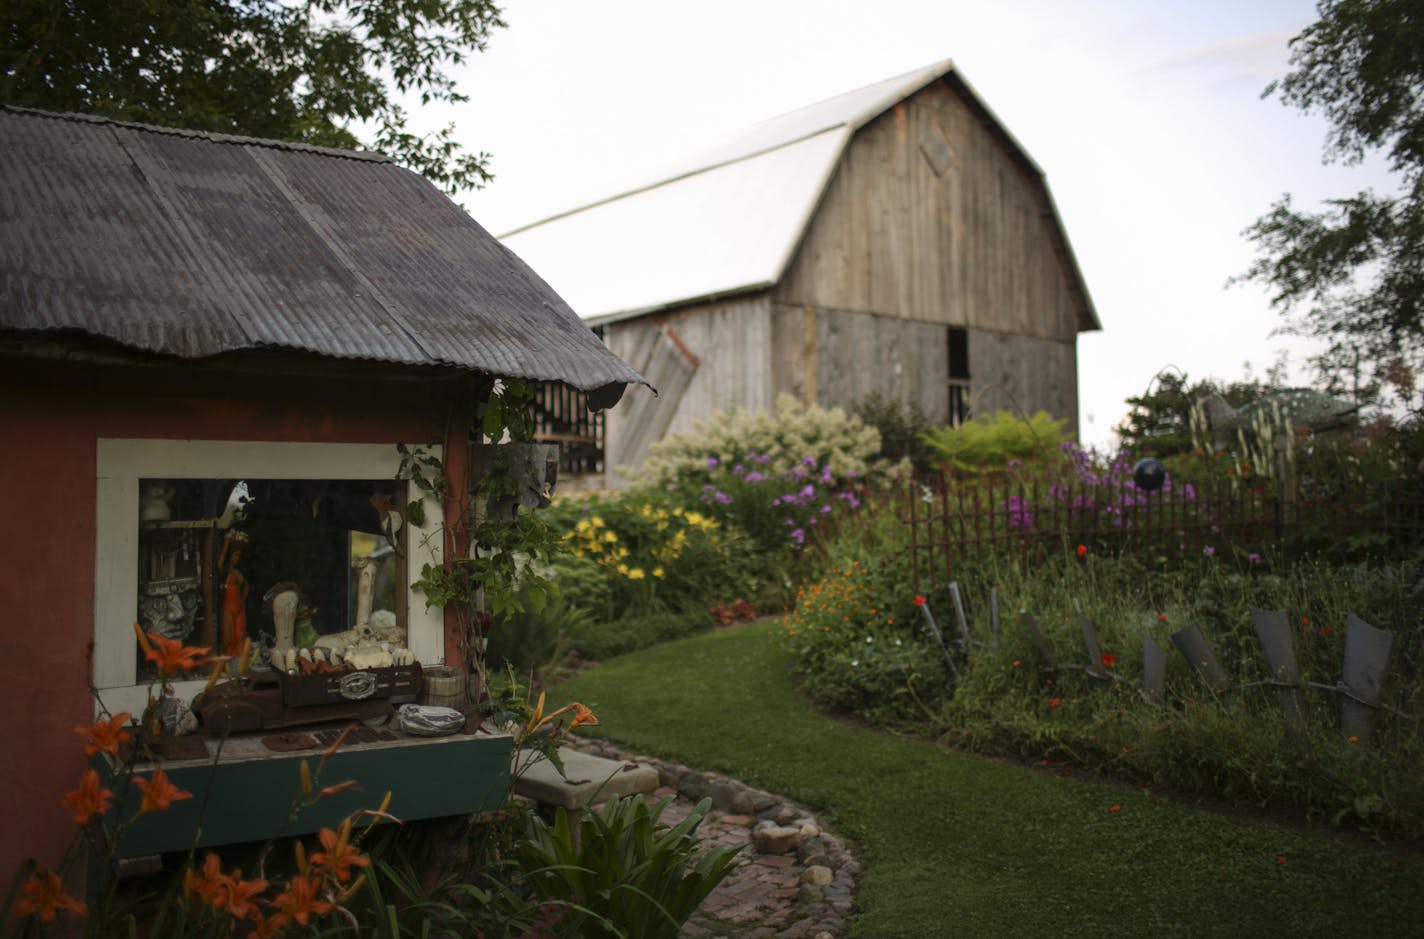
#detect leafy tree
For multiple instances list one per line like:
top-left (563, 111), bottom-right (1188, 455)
top-left (1115, 372), bottom-right (1272, 457)
top-left (0, 0), bottom-right (504, 193)
top-left (1240, 0), bottom-right (1424, 408)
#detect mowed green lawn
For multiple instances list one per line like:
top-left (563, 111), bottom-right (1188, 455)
top-left (547, 621), bottom-right (1424, 938)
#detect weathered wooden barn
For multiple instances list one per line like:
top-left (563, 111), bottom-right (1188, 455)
top-left (503, 59), bottom-right (1100, 482)
top-left (0, 106), bottom-right (644, 890)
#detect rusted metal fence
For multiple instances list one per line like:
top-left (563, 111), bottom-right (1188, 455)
top-left (902, 473), bottom-right (1424, 593)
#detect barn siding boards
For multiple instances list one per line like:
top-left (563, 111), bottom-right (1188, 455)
top-left (775, 79), bottom-right (1082, 344)
top-left (967, 327), bottom-right (1080, 429)
top-left (813, 307), bottom-right (950, 422)
top-left (604, 296), bottom-right (773, 479)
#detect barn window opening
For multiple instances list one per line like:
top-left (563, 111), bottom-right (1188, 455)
top-left (948, 327), bottom-right (970, 427)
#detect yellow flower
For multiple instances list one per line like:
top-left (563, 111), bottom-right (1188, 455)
top-left (628, 568), bottom-right (646, 580)
top-left (617, 546), bottom-right (629, 558)
top-left (591, 516), bottom-right (606, 528)
top-left (602, 531), bottom-right (618, 543)
top-left (653, 567), bottom-right (665, 578)
top-left (616, 563), bottom-right (629, 575)
top-left (685, 511), bottom-right (705, 526)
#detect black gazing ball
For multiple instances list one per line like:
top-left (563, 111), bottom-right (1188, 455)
top-left (1133, 458), bottom-right (1167, 492)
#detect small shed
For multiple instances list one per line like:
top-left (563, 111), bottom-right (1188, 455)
top-left (0, 107), bottom-right (645, 883)
top-left (502, 59), bottom-right (1100, 481)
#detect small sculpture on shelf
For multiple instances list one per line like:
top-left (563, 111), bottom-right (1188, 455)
top-left (218, 531), bottom-right (250, 657)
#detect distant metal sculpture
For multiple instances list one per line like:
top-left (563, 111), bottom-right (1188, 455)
top-left (1133, 458), bottom-right (1166, 492)
top-left (1196, 390), bottom-right (1358, 452)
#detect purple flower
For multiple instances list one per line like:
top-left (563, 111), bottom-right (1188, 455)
top-left (820, 465), bottom-right (834, 484)
top-left (837, 492), bottom-right (861, 509)
top-left (707, 456), bottom-right (719, 468)
top-left (801, 455), bottom-right (817, 467)
top-left (819, 504), bottom-right (832, 514)
top-left (732, 464), bottom-right (745, 475)
top-left (790, 528), bottom-right (806, 546)
top-left (745, 471), bottom-right (765, 484)
top-left (714, 491), bottom-right (733, 505)
top-left (1203, 545), bottom-right (1215, 557)
top-left (800, 484), bottom-right (816, 501)
top-left (1249, 552), bottom-right (1262, 564)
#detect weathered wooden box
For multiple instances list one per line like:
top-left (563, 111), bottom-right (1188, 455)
top-left (274, 663), bottom-right (423, 708)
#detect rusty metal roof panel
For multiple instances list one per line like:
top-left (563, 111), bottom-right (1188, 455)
top-left (0, 107), bottom-right (647, 392)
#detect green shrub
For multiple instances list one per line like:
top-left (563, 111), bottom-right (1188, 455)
top-left (564, 610), bottom-right (712, 662)
top-left (854, 391), bottom-right (938, 471)
top-left (921, 409), bottom-right (1069, 473)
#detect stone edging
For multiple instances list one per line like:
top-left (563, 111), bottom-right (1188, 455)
top-left (564, 735), bottom-right (861, 938)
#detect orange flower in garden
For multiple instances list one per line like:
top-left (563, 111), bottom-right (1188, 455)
top-left (1048, 698), bottom-right (1060, 708)
top-left (272, 873), bottom-right (334, 925)
top-left (311, 822), bottom-right (370, 884)
top-left (1101, 653), bottom-right (1116, 668)
top-left (249, 912), bottom-right (290, 938)
top-left (136, 623), bottom-right (210, 675)
top-left (913, 595), bottom-right (926, 607)
top-left (74, 712), bottom-right (132, 758)
top-left (1109, 804), bottom-right (1121, 813)
top-left (567, 702), bottom-right (599, 731)
top-left (184, 852), bottom-right (228, 907)
top-left (1076, 544), bottom-right (1087, 558)
top-left (224, 874), bottom-right (270, 919)
top-left (61, 769), bottom-right (113, 825)
top-left (14, 868), bottom-right (86, 923)
top-left (1158, 613), bottom-right (1169, 622)
top-left (134, 766), bottom-right (193, 814)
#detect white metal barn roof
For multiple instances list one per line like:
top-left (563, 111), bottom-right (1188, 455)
top-left (500, 59), bottom-right (1097, 330)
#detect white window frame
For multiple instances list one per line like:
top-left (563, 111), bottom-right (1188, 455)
top-left (94, 439), bottom-right (445, 718)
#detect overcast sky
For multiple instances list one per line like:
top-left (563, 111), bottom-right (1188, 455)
top-left (419, 0), bottom-right (1398, 450)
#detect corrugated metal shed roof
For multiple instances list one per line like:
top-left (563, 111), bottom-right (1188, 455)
top-left (0, 107), bottom-right (647, 394)
top-left (501, 59), bottom-right (1099, 331)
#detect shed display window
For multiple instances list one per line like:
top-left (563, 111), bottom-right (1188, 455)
top-left (97, 441), bottom-right (445, 717)
top-left (135, 477), bottom-right (408, 684)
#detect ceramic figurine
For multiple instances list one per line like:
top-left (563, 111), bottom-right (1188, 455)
top-left (139, 482), bottom-right (175, 522)
top-left (218, 532), bottom-right (250, 656)
top-left (263, 581), bottom-right (301, 653)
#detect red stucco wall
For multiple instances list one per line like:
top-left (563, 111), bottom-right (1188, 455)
top-left (0, 353), bottom-right (477, 887)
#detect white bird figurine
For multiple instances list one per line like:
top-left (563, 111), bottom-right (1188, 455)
top-left (370, 493), bottom-right (405, 556)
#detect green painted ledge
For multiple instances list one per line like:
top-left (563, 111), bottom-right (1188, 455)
top-left (101, 730), bottom-right (513, 858)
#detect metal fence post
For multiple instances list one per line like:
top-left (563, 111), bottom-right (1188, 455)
top-left (1341, 612), bottom-right (1393, 746)
top-left (1170, 623), bottom-right (1239, 707)
top-left (1251, 608), bottom-right (1306, 724)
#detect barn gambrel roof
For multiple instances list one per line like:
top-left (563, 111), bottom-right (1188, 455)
top-left (0, 106), bottom-right (647, 399)
top-left (501, 59), bottom-right (1100, 332)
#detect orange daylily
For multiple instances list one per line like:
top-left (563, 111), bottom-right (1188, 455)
top-left (74, 712), bottom-right (132, 758)
top-left (134, 766), bottom-right (193, 814)
top-left (311, 820), bottom-right (370, 883)
top-left (61, 769), bottom-right (113, 825)
top-left (271, 873), bottom-right (334, 926)
top-left (566, 702), bottom-right (599, 731)
top-left (249, 911), bottom-right (290, 938)
top-left (184, 852), bottom-right (228, 907)
top-left (135, 623), bottom-right (211, 675)
top-left (224, 873), bottom-right (270, 919)
top-left (14, 868), bottom-right (86, 923)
